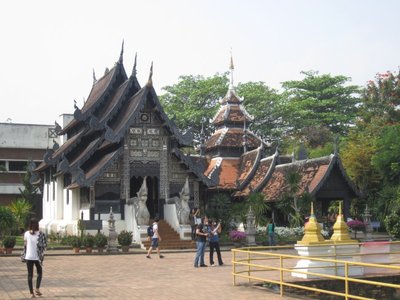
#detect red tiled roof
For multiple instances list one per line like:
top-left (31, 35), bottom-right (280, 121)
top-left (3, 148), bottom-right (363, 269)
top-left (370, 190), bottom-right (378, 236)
top-left (261, 156), bottom-right (332, 201)
top-left (212, 104), bottom-right (251, 125)
top-left (205, 158), bottom-right (240, 190)
top-left (205, 128), bottom-right (261, 150)
top-left (237, 148), bottom-right (259, 185)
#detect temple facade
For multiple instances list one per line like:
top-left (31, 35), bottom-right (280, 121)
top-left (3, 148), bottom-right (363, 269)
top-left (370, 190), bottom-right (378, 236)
top-left (34, 46), bottom-right (359, 243)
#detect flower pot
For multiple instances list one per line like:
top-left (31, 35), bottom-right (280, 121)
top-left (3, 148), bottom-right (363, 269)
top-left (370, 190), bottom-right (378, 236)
top-left (5, 248), bottom-right (13, 254)
top-left (86, 247), bottom-right (93, 253)
top-left (73, 247), bottom-right (80, 253)
top-left (97, 247), bottom-right (104, 253)
top-left (121, 245), bottom-right (129, 253)
top-left (0, 248), bottom-right (4, 254)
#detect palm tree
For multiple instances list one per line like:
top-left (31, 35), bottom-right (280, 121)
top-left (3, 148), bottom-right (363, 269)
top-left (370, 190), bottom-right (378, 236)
top-left (9, 198), bottom-right (32, 232)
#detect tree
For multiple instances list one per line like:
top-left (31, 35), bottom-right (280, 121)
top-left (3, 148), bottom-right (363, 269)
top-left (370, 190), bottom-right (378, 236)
top-left (9, 198), bottom-right (32, 233)
top-left (159, 73), bottom-right (228, 141)
top-left (0, 206), bottom-right (16, 238)
top-left (19, 163), bottom-right (39, 203)
top-left (236, 82), bottom-right (282, 140)
top-left (231, 193), bottom-right (270, 227)
top-left (359, 71), bottom-right (400, 125)
top-left (280, 71), bottom-right (360, 139)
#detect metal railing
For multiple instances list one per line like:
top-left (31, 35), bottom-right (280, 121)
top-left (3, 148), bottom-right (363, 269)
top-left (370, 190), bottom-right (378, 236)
top-left (231, 242), bottom-right (400, 300)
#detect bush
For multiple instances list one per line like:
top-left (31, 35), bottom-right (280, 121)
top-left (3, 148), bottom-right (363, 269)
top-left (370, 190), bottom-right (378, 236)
top-left (385, 207), bottom-right (400, 239)
top-left (83, 234), bottom-right (95, 248)
top-left (117, 230), bottom-right (133, 246)
top-left (229, 230), bottom-right (246, 242)
top-left (70, 236), bottom-right (82, 248)
top-left (2, 236), bottom-right (16, 248)
top-left (94, 232), bottom-right (108, 248)
top-left (0, 206), bottom-right (17, 238)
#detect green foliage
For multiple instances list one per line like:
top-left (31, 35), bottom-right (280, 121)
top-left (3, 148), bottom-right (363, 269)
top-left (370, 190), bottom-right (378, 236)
top-left (69, 236), bottom-right (82, 248)
top-left (280, 70), bottom-right (360, 138)
top-left (117, 230), bottom-right (133, 246)
top-left (0, 206), bottom-right (17, 238)
top-left (370, 185), bottom-right (400, 225)
top-left (205, 193), bottom-right (231, 231)
top-left (372, 125), bottom-right (400, 183)
top-left (236, 81), bottom-right (282, 139)
top-left (19, 163), bottom-right (39, 203)
top-left (231, 193), bottom-right (270, 227)
top-left (83, 234), bottom-right (95, 248)
top-left (94, 232), bottom-right (108, 248)
top-left (9, 198), bottom-right (32, 232)
top-left (384, 206), bottom-right (400, 239)
top-left (2, 236), bottom-right (16, 248)
top-left (160, 73), bottom-right (228, 140)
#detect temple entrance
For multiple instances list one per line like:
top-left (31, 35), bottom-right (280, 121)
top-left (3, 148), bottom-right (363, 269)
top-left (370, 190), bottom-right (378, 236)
top-left (130, 176), bottom-right (159, 219)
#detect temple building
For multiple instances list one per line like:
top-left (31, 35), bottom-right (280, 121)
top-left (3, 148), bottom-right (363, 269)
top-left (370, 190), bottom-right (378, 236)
top-left (34, 46), bottom-right (359, 243)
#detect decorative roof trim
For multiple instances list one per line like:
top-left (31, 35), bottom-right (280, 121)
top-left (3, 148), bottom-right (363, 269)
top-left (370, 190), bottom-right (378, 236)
top-left (171, 148), bottom-right (215, 187)
top-left (253, 152), bottom-right (278, 193)
top-left (237, 145), bottom-right (264, 190)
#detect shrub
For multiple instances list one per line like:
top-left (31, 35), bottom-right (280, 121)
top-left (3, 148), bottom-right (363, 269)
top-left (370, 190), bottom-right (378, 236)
top-left (384, 207), bottom-right (400, 239)
top-left (94, 232), bottom-right (108, 248)
top-left (229, 230), bottom-right (246, 242)
top-left (70, 236), bottom-right (82, 248)
top-left (2, 236), bottom-right (16, 248)
top-left (117, 230), bottom-right (133, 246)
top-left (347, 220), bottom-right (366, 232)
top-left (0, 206), bottom-right (16, 238)
top-left (83, 234), bottom-right (95, 248)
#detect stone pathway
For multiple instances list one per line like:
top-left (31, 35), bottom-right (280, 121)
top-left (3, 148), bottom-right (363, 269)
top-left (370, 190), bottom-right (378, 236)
top-left (0, 250), bottom-right (302, 299)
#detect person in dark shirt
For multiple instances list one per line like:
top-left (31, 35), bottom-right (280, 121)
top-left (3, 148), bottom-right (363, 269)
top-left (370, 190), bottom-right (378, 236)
top-left (193, 216), bottom-right (209, 267)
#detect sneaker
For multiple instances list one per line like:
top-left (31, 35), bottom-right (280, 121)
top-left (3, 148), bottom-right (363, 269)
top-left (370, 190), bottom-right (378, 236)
top-left (146, 255), bottom-right (151, 259)
top-left (200, 264), bottom-right (208, 267)
top-left (159, 255), bottom-right (164, 259)
top-left (210, 264), bottom-right (215, 267)
top-left (219, 263), bottom-right (224, 266)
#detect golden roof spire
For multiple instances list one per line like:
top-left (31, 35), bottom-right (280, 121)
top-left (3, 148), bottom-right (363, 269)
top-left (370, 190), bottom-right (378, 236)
top-left (297, 202), bottom-right (327, 245)
top-left (330, 201), bottom-right (355, 243)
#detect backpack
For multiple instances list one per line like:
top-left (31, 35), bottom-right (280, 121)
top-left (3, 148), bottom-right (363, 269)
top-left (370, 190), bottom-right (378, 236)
top-left (147, 226), bottom-right (154, 237)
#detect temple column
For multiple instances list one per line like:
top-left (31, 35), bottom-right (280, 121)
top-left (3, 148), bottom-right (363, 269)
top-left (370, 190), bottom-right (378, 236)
top-left (193, 181), bottom-right (199, 208)
top-left (159, 137), bottom-right (169, 217)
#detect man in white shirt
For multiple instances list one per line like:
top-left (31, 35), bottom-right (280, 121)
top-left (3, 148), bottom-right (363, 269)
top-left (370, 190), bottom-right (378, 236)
top-left (146, 217), bottom-right (164, 259)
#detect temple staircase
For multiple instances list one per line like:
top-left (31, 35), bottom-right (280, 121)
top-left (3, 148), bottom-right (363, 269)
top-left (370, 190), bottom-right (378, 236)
top-left (142, 219), bottom-right (195, 250)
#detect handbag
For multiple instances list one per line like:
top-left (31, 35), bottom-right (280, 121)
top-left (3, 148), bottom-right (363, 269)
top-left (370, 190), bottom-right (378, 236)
top-left (21, 246), bottom-right (26, 263)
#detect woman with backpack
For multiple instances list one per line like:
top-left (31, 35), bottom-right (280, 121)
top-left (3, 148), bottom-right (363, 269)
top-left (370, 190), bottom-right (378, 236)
top-left (23, 218), bottom-right (47, 298)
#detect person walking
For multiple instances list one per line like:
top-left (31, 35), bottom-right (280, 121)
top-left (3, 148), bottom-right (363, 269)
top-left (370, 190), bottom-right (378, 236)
top-left (23, 218), bottom-right (47, 298)
top-left (146, 217), bottom-right (164, 259)
top-left (267, 219), bottom-right (276, 246)
top-left (209, 220), bottom-right (223, 266)
top-left (194, 216), bottom-right (209, 268)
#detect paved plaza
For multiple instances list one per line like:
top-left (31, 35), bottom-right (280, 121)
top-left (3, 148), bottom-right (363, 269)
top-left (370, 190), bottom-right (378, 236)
top-left (0, 250), bottom-right (301, 300)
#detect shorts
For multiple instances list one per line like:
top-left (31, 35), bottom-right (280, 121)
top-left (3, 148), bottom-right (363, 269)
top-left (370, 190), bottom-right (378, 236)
top-left (151, 238), bottom-right (159, 249)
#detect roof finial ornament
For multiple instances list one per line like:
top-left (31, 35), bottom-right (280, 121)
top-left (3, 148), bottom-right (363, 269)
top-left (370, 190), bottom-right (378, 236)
top-left (146, 61), bottom-right (153, 87)
top-left (118, 40), bottom-right (124, 64)
top-left (92, 68), bottom-right (97, 85)
top-left (229, 49), bottom-right (235, 91)
top-left (132, 52), bottom-right (137, 76)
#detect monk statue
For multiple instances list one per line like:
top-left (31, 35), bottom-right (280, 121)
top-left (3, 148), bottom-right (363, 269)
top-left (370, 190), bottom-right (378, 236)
top-left (167, 177), bottom-right (191, 225)
top-left (132, 177), bottom-right (150, 226)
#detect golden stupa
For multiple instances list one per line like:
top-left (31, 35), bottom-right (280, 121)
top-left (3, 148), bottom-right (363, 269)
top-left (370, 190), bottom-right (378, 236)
top-left (297, 202), bottom-right (329, 245)
top-left (329, 201), bottom-right (355, 244)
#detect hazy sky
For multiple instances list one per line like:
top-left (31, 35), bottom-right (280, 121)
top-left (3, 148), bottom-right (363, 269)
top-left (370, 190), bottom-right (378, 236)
top-left (1, 0), bottom-right (399, 125)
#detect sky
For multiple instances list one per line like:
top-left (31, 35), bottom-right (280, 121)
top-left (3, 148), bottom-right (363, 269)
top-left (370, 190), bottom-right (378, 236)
top-left (1, 0), bottom-right (399, 125)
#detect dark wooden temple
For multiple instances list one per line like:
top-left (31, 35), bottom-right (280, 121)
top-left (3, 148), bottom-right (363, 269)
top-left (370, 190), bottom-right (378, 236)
top-left (35, 47), bottom-right (359, 228)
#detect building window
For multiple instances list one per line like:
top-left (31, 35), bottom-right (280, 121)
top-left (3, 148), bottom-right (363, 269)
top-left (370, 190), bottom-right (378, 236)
top-left (0, 161), bottom-right (6, 172)
top-left (8, 161), bottom-right (26, 172)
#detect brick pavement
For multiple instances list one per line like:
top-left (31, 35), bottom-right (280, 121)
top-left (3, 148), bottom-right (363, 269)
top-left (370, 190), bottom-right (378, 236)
top-left (0, 250), bottom-right (302, 300)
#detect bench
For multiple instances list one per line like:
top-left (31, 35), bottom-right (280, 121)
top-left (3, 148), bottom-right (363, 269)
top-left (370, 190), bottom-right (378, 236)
top-left (370, 221), bottom-right (381, 231)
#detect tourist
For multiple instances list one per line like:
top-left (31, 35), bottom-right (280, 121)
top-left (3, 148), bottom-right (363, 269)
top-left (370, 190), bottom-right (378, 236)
top-left (267, 219), bottom-right (276, 246)
top-left (146, 217), bottom-right (164, 259)
top-left (190, 208), bottom-right (200, 240)
top-left (209, 219), bottom-right (223, 266)
top-left (194, 216), bottom-right (209, 267)
top-left (23, 218), bottom-right (47, 298)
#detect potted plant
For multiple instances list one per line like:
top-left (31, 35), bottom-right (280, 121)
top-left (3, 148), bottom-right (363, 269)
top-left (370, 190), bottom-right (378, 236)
top-left (117, 230), bottom-right (132, 252)
top-left (83, 234), bottom-right (95, 253)
top-left (229, 230), bottom-right (246, 247)
top-left (94, 232), bottom-right (108, 253)
top-left (70, 236), bottom-right (82, 253)
top-left (2, 236), bottom-right (16, 254)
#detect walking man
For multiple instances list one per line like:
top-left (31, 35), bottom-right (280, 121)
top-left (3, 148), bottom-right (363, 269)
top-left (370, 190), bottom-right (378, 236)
top-left (146, 217), bottom-right (164, 259)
